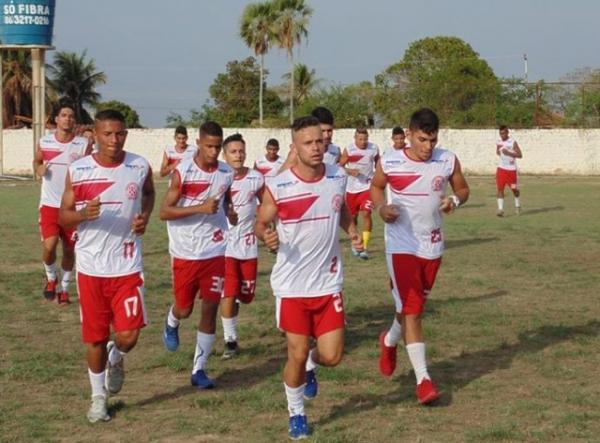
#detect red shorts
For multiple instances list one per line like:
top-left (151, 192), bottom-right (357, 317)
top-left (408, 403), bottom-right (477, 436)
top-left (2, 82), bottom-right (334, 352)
top-left (172, 256), bottom-right (225, 308)
top-left (496, 168), bottom-right (519, 191)
top-left (77, 272), bottom-right (146, 343)
top-left (277, 293), bottom-right (345, 338)
top-left (39, 205), bottom-right (77, 247)
top-left (346, 191), bottom-right (373, 217)
top-left (386, 254), bottom-right (442, 315)
top-left (223, 257), bottom-right (257, 303)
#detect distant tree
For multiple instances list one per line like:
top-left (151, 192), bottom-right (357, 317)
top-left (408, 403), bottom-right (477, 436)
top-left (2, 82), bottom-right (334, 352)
top-left (495, 78), bottom-right (537, 128)
top-left (166, 109), bottom-right (203, 128)
top-left (282, 63), bottom-right (320, 105)
top-left (558, 68), bottom-right (600, 127)
top-left (48, 50), bottom-right (106, 124)
top-left (240, 1), bottom-right (277, 125)
top-left (273, 0), bottom-right (313, 123)
top-left (2, 50), bottom-right (32, 127)
top-left (96, 100), bottom-right (142, 128)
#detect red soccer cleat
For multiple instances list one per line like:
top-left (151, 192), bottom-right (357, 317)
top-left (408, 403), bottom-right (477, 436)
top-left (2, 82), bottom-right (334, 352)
top-left (57, 290), bottom-right (71, 306)
top-left (416, 378), bottom-right (440, 405)
top-left (378, 331), bottom-right (397, 377)
top-left (43, 279), bottom-right (57, 302)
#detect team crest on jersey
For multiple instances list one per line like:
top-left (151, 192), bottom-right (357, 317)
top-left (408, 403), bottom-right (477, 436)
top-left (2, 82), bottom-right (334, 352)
top-left (69, 152), bottom-right (81, 163)
top-left (126, 182), bottom-right (139, 200)
top-left (431, 176), bottom-right (444, 192)
top-left (218, 184), bottom-right (228, 196)
top-left (331, 194), bottom-right (343, 212)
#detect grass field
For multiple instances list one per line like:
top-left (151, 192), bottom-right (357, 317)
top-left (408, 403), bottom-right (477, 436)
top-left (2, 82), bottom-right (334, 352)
top-left (1, 176), bottom-right (599, 442)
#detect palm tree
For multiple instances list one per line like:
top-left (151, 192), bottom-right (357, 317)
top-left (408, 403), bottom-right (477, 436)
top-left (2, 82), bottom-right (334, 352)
top-left (2, 50), bottom-right (33, 127)
top-left (240, 1), bottom-right (277, 126)
top-left (48, 50), bottom-right (107, 123)
top-left (273, 0), bottom-right (313, 123)
top-left (282, 63), bottom-right (319, 105)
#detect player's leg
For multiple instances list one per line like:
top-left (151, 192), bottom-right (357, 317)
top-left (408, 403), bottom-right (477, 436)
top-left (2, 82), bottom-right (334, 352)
top-left (221, 257), bottom-right (241, 358)
top-left (496, 169), bottom-right (506, 216)
top-left (39, 206), bottom-right (61, 301)
top-left (346, 193), bottom-right (361, 256)
top-left (163, 258), bottom-right (196, 352)
top-left (56, 231), bottom-right (76, 305)
top-left (359, 192), bottom-right (374, 259)
top-left (379, 255), bottom-right (404, 377)
top-left (511, 175), bottom-right (521, 214)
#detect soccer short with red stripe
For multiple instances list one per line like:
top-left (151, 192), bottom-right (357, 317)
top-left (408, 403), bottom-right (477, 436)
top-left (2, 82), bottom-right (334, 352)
top-left (386, 253), bottom-right (442, 315)
top-left (223, 257), bottom-right (257, 303)
top-left (276, 293), bottom-right (345, 338)
top-left (39, 205), bottom-right (77, 247)
top-left (345, 190), bottom-right (373, 216)
top-left (172, 256), bottom-right (225, 308)
top-left (77, 271), bottom-right (146, 343)
top-left (496, 167), bottom-right (519, 191)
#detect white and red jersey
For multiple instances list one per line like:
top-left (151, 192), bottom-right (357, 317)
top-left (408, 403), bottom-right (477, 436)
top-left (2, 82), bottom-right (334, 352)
top-left (225, 168), bottom-right (264, 260)
top-left (496, 137), bottom-right (518, 171)
top-left (69, 152), bottom-right (150, 277)
top-left (164, 144), bottom-right (197, 166)
top-left (39, 134), bottom-right (88, 207)
top-left (381, 147), bottom-right (457, 260)
top-left (267, 164), bottom-right (347, 298)
top-left (323, 143), bottom-right (341, 165)
top-left (167, 159), bottom-right (234, 260)
top-left (344, 142), bottom-right (379, 194)
top-left (254, 155), bottom-right (284, 180)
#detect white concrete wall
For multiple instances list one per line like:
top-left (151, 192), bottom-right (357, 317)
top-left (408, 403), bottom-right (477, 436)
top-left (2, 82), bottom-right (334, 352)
top-left (3, 128), bottom-right (600, 175)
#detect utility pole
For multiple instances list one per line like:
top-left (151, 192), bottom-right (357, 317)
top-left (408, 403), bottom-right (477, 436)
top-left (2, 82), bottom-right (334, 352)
top-left (523, 53), bottom-right (528, 82)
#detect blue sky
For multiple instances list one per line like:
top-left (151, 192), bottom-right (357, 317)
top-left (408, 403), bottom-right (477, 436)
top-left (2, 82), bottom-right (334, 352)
top-left (52, 0), bottom-right (600, 126)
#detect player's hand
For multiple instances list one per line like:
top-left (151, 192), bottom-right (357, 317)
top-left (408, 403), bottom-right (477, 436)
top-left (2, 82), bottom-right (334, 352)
top-left (38, 163), bottom-right (49, 177)
top-left (131, 213), bottom-right (150, 235)
top-left (349, 231), bottom-right (364, 252)
top-left (81, 198), bottom-right (101, 221)
top-left (263, 227), bottom-right (279, 252)
top-left (439, 196), bottom-right (456, 214)
top-left (378, 204), bottom-right (400, 223)
top-left (346, 168), bottom-right (360, 177)
top-left (226, 205), bottom-right (238, 226)
top-left (198, 196), bottom-right (219, 214)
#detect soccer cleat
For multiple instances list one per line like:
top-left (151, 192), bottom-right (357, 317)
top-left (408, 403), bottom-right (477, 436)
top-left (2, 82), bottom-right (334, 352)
top-left (162, 320), bottom-right (180, 352)
top-left (105, 341), bottom-right (125, 395)
top-left (515, 206), bottom-right (522, 215)
top-left (288, 414), bottom-right (309, 440)
top-left (351, 247), bottom-right (360, 257)
top-left (378, 331), bottom-right (397, 377)
top-left (496, 210), bottom-right (504, 217)
top-left (416, 378), bottom-right (440, 405)
top-left (191, 369), bottom-right (215, 389)
top-left (87, 395), bottom-right (111, 423)
top-left (304, 370), bottom-right (318, 399)
top-left (57, 290), bottom-right (71, 305)
top-left (43, 279), bottom-right (57, 301)
top-left (359, 250), bottom-right (369, 260)
top-left (222, 341), bottom-right (238, 359)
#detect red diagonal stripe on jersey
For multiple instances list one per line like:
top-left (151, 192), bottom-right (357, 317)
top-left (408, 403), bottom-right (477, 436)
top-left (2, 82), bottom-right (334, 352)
top-left (277, 195), bottom-right (319, 221)
top-left (256, 167), bottom-right (271, 175)
top-left (73, 181), bottom-right (115, 202)
top-left (347, 154), bottom-right (364, 163)
top-left (181, 182), bottom-right (210, 199)
top-left (230, 189), bottom-right (240, 198)
top-left (42, 149), bottom-right (62, 162)
top-left (388, 174), bottom-right (421, 193)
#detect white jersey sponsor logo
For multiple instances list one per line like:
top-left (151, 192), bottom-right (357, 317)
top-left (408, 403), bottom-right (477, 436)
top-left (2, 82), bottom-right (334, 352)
top-left (497, 138), bottom-right (517, 171)
top-left (345, 142), bottom-right (379, 194)
top-left (225, 169), bottom-right (264, 260)
top-left (70, 152), bottom-right (150, 277)
top-left (167, 159), bottom-right (234, 260)
top-left (323, 143), bottom-right (341, 165)
top-left (381, 148), bottom-right (457, 259)
top-left (267, 164), bottom-right (347, 298)
top-left (39, 134), bottom-right (88, 207)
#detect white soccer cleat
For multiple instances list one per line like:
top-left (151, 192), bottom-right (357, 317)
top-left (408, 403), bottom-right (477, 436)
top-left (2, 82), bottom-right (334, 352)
top-left (87, 395), bottom-right (111, 423)
top-left (105, 341), bottom-right (125, 395)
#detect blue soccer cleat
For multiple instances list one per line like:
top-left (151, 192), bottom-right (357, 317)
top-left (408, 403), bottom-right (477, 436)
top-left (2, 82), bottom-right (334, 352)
top-left (304, 369), bottom-right (318, 399)
top-left (288, 414), bottom-right (309, 440)
top-left (162, 320), bottom-right (179, 352)
top-left (191, 369), bottom-right (215, 389)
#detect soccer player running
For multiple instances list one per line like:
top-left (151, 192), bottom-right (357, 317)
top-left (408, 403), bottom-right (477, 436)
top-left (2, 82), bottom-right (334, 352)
top-left (160, 122), bottom-right (235, 389)
top-left (384, 126), bottom-right (407, 156)
top-left (256, 116), bottom-right (363, 439)
top-left (220, 133), bottom-right (264, 358)
top-left (59, 109), bottom-right (155, 422)
top-left (495, 125), bottom-right (523, 216)
top-left (159, 125), bottom-right (197, 177)
top-left (340, 127), bottom-right (380, 259)
top-left (33, 100), bottom-right (91, 305)
top-left (371, 108), bottom-right (470, 405)
top-left (254, 138), bottom-right (285, 182)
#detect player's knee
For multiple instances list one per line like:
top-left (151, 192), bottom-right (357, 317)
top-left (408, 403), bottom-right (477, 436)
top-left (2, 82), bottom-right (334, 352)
top-left (318, 348), bottom-right (343, 367)
top-left (288, 345), bottom-right (310, 364)
top-left (115, 330), bottom-right (139, 351)
top-left (177, 306), bottom-right (193, 319)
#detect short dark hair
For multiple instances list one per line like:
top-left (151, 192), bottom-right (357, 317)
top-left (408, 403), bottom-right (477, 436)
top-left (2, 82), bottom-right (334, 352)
top-left (175, 125), bottom-right (188, 136)
top-left (291, 116), bottom-right (321, 134)
top-left (95, 109), bottom-right (126, 124)
top-left (498, 125), bottom-right (509, 131)
top-left (392, 126), bottom-right (405, 136)
top-left (311, 106), bottom-right (334, 125)
top-left (53, 98), bottom-right (76, 119)
top-left (199, 121), bottom-right (223, 138)
top-left (355, 127), bottom-right (368, 135)
top-left (409, 108), bottom-right (439, 134)
top-left (266, 138), bottom-right (280, 148)
top-left (223, 133), bottom-right (245, 149)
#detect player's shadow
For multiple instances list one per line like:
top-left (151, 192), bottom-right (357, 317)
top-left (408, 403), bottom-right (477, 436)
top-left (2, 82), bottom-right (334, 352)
top-left (315, 319), bottom-right (600, 426)
top-left (459, 203), bottom-right (486, 209)
top-left (445, 236), bottom-right (499, 249)
top-left (520, 206), bottom-right (564, 216)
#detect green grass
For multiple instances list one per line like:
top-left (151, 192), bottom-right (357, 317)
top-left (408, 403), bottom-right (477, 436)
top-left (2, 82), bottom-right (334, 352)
top-left (1, 176), bottom-right (600, 442)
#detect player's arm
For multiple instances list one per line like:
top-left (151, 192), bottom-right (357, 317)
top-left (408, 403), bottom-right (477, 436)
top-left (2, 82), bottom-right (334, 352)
top-left (159, 152), bottom-right (173, 177)
top-left (84, 140), bottom-right (93, 156)
top-left (255, 188), bottom-right (279, 251)
top-left (440, 158), bottom-right (470, 214)
top-left (511, 141), bottom-right (523, 158)
top-left (131, 169), bottom-right (156, 235)
top-left (59, 172), bottom-right (100, 229)
top-left (159, 171), bottom-right (219, 220)
top-left (224, 188), bottom-right (238, 226)
top-left (340, 201), bottom-right (364, 252)
top-left (340, 148), bottom-right (360, 177)
top-left (278, 145), bottom-right (298, 173)
top-left (370, 161), bottom-right (400, 223)
top-left (33, 144), bottom-right (47, 178)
